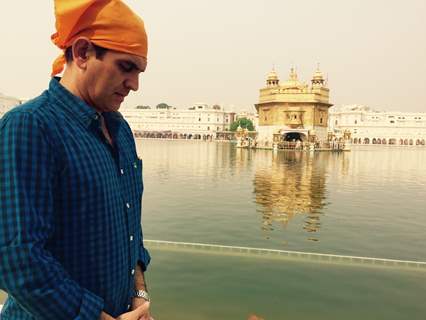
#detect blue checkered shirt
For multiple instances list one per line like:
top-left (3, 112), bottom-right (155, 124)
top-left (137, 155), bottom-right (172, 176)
top-left (0, 78), bottom-right (150, 319)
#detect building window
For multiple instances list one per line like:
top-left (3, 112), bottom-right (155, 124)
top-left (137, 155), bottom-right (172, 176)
top-left (198, 118), bottom-right (201, 122)
top-left (320, 118), bottom-right (323, 124)
top-left (207, 126), bottom-right (210, 130)
top-left (390, 120), bottom-right (395, 123)
top-left (335, 120), bottom-right (338, 125)
top-left (354, 120), bottom-right (358, 124)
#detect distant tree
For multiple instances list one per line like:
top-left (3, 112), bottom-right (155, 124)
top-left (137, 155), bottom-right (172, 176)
top-left (156, 103), bottom-right (171, 109)
top-left (212, 104), bottom-right (221, 110)
top-left (230, 118), bottom-right (255, 131)
top-left (136, 105), bottom-right (151, 109)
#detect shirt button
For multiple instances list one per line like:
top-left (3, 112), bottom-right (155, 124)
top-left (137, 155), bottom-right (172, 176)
top-left (126, 203), bottom-right (130, 209)
top-left (130, 235), bottom-right (134, 241)
top-left (131, 269), bottom-right (135, 275)
top-left (133, 162), bottom-right (138, 169)
top-left (127, 304), bottom-right (131, 310)
top-left (120, 168), bottom-right (124, 175)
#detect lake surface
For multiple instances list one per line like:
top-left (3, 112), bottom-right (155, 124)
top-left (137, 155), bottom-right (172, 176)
top-left (2, 141), bottom-right (425, 319)
top-left (140, 141), bottom-right (426, 261)
top-left (138, 140), bottom-right (426, 319)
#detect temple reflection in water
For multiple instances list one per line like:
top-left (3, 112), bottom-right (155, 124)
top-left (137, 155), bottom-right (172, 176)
top-left (251, 150), bottom-right (330, 240)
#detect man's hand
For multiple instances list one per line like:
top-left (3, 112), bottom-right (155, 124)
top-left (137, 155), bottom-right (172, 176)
top-left (116, 301), bottom-right (151, 320)
top-left (131, 297), bottom-right (153, 320)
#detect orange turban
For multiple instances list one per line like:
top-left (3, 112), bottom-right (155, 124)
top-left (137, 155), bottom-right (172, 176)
top-left (51, 0), bottom-right (148, 76)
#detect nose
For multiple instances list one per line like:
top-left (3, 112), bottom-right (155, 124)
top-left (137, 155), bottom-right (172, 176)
top-left (124, 73), bottom-right (139, 92)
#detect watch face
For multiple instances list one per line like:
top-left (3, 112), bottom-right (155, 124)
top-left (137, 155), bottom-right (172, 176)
top-left (135, 290), bottom-right (150, 301)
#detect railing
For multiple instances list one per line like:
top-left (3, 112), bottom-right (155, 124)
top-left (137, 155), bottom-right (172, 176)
top-left (145, 240), bottom-right (426, 270)
top-left (277, 141), bottom-right (346, 151)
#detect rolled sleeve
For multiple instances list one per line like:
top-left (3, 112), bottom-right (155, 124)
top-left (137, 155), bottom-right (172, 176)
top-left (138, 231), bottom-right (151, 272)
top-left (0, 112), bottom-right (103, 319)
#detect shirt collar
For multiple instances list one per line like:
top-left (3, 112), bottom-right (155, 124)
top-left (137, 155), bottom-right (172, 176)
top-left (48, 77), bottom-right (124, 128)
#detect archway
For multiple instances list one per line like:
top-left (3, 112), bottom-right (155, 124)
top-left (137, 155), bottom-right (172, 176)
top-left (282, 132), bottom-right (306, 142)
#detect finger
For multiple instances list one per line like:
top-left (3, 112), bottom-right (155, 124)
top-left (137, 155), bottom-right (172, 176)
top-left (133, 301), bottom-right (150, 318)
top-left (138, 314), bottom-right (154, 320)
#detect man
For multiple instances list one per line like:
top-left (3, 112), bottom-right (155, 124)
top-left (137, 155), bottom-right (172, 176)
top-left (0, 1), bottom-right (152, 319)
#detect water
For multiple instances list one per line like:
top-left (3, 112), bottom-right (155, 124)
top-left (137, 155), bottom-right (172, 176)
top-left (146, 248), bottom-right (425, 320)
top-left (139, 141), bottom-right (426, 261)
top-left (137, 141), bottom-right (426, 319)
top-left (2, 141), bottom-right (426, 319)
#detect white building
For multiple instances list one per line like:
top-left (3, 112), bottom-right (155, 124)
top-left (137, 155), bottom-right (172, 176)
top-left (0, 93), bottom-right (23, 118)
top-left (121, 103), bottom-right (235, 138)
top-left (329, 105), bottom-right (426, 146)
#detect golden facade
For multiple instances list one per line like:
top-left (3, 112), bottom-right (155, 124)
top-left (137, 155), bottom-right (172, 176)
top-left (255, 67), bottom-right (333, 145)
top-left (251, 150), bottom-right (329, 241)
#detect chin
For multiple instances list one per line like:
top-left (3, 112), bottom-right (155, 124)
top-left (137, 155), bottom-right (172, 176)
top-left (112, 104), bottom-right (122, 112)
top-left (104, 103), bottom-right (121, 112)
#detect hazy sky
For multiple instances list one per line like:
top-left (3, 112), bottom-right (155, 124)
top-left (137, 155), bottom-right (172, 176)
top-left (0, 0), bottom-right (425, 112)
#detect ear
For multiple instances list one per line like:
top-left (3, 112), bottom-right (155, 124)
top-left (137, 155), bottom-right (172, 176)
top-left (71, 37), bottom-right (94, 70)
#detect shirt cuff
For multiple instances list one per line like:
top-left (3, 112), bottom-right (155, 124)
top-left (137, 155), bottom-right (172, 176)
top-left (138, 245), bottom-right (151, 272)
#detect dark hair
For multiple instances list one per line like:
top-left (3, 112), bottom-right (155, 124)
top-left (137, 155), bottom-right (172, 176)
top-left (64, 43), bottom-right (108, 63)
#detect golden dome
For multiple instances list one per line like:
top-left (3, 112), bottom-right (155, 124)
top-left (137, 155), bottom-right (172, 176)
top-left (267, 70), bottom-right (279, 81)
top-left (313, 69), bottom-right (324, 80)
top-left (289, 67), bottom-right (298, 81)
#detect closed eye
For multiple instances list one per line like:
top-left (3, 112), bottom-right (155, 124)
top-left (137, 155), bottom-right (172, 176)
top-left (116, 59), bottom-right (143, 74)
top-left (118, 61), bottom-right (136, 73)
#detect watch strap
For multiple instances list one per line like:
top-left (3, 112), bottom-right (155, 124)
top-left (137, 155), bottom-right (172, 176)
top-left (134, 289), bottom-right (150, 301)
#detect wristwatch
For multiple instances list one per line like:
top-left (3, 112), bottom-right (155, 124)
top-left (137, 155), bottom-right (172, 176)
top-left (134, 289), bottom-right (150, 302)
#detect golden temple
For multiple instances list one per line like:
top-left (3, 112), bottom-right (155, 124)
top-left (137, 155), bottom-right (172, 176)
top-left (254, 66), bottom-right (333, 147)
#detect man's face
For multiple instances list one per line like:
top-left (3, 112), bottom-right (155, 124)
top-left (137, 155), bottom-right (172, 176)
top-left (83, 49), bottom-right (147, 112)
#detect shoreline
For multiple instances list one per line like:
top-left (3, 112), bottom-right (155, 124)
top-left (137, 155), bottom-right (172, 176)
top-left (135, 137), bottom-right (426, 149)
